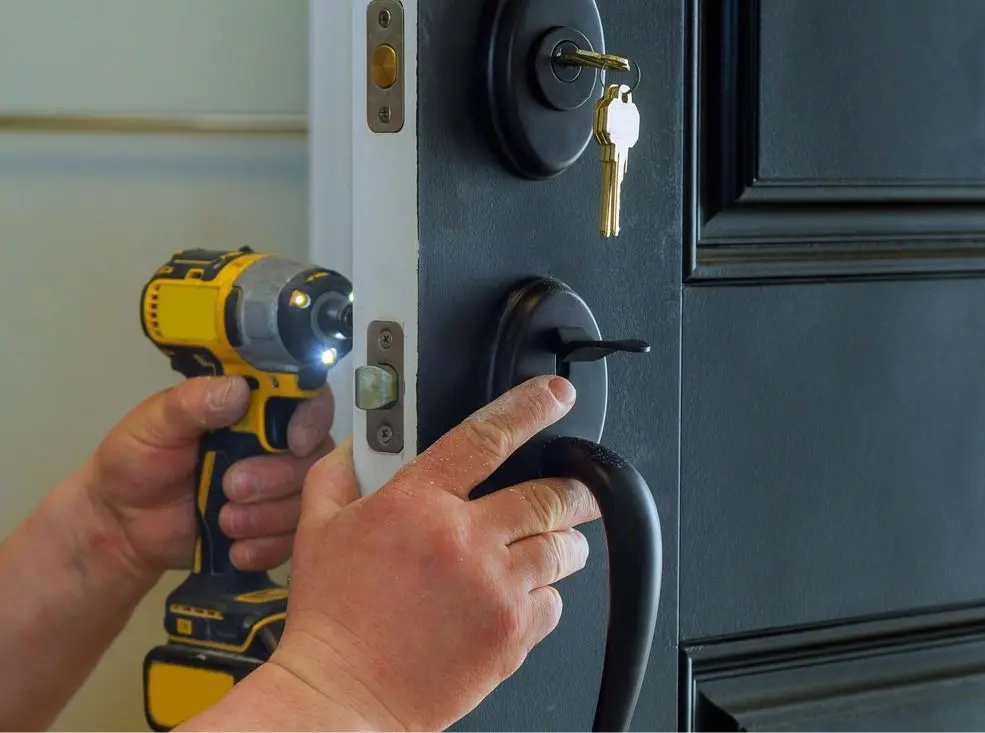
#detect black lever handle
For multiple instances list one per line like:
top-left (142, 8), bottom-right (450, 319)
top-left (555, 327), bottom-right (651, 363)
top-left (542, 436), bottom-right (662, 733)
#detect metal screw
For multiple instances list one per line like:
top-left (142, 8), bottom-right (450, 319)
top-left (378, 106), bottom-right (392, 124)
top-left (378, 329), bottom-right (393, 349)
top-left (378, 9), bottom-right (391, 28)
top-left (377, 424), bottom-right (393, 445)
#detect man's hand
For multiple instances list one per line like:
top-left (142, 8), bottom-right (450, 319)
top-left (0, 375), bottom-right (342, 731)
top-left (258, 375), bottom-right (599, 732)
top-left (87, 375), bottom-right (338, 580)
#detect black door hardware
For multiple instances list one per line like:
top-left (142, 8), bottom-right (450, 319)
top-left (481, 0), bottom-right (608, 179)
top-left (481, 276), bottom-right (661, 731)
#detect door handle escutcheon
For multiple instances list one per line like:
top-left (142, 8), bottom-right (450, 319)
top-left (480, 276), bottom-right (661, 731)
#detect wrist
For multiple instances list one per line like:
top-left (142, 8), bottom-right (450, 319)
top-left (50, 459), bottom-right (160, 605)
top-left (266, 630), bottom-right (408, 732)
top-left (178, 659), bottom-right (394, 732)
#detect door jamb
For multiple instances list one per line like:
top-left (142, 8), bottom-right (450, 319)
top-left (308, 0), bottom-right (419, 494)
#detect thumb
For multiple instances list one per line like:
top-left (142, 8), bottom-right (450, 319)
top-left (300, 437), bottom-right (361, 523)
top-left (125, 376), bottom-right (251, 449)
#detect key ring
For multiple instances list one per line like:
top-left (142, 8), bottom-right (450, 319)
top-left (555, 49), bottom-right (642, 94)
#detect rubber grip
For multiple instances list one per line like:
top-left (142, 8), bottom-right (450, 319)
top-left (541, 436), bottom-right (663, 733)
top-left (194, 429), bottom-right (268, 577)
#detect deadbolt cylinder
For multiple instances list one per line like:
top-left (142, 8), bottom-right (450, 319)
top-left (533, 27), bottom-right (599, 112)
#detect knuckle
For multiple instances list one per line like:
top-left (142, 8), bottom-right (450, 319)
top-left (222, 508), bottom-right (244, 536)
top-left (543, 533), bottom-right (566, 581)
top-left (461, 416), bottom-right (513, 463)
top-left (518, 385), bottom-right (556, 424)
top-left (490, 595), bottom-right (525, 651)
top-left (526, 482), bottom-right (567, 529)
top-left (428, 516), bottom-right (472, 564)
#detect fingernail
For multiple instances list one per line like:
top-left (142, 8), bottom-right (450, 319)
top-left (548, 377), bottom-right (576, 407)
top-left (576, 531), bottom-right (590, 567)
top-left (292, 422), bottom-right (325, 457)
top-left (230, 469), bottom-right (259, 500)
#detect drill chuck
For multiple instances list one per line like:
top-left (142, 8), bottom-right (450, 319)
top-left (314, 291), bottom-right (354, 342)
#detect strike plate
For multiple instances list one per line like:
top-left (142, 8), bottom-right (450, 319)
top-left (365, 321), bottom-right (404, 453)
top-left (366, 0), bottom-right (405, 133)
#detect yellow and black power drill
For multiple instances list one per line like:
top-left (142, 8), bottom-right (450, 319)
top-left (138, 247), bottom-right (353, 730)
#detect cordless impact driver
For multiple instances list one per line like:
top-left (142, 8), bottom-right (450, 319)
top-left (138, 247), bottom-right (353, 731)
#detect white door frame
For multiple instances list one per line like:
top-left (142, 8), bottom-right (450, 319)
top-left (308, 0), bottom-right (419, 494)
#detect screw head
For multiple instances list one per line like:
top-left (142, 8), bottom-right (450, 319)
top-left (378, 9), bottom-right (391, 27)
top-left (378, 106), bottom-right (392, 124)
top-left (377, 424), bottom-right (393, 445)
top-left (378, 329), bottom-right (393, 349)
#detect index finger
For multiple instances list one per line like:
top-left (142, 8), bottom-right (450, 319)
top-left (395, 375), bottom-right (576, 499)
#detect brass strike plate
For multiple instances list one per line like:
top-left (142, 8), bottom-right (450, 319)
top-left (367, 0), bottom-right (405, 133)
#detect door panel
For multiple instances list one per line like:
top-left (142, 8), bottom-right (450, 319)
top-left (692, 0), bottom-right (985, 282)
top-left (681, 280), bottom-right (985, 640)
top-left (758, 0), bottom-right (985, 182)
top-left (415, 1), bottom-right (682, 730)
top-left (684, 606), bottom-right (985, 731)
top-left (383, 0), bottom-right (985, 730)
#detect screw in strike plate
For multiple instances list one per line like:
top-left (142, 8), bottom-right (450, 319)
top-left (378, 8), bottom-right (391, 27)
top-left (377, 424), bottom-right (394, 445)
top-left (378, 329), bottom-right (393, 349)
top-left (378, 106), bottom-right (392, 124)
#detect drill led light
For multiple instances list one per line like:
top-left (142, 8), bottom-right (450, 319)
top-left (321, 348), bottom-right (338, 366)
top-left (291, 290), bottom-right (311, 308)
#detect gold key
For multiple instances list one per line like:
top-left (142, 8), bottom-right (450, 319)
top-left (595, 83), bottom-right (640, 237)
top-left (557, 48), bottom-right (632, 73)
top-left (594, 85), bottom-right (619, 236)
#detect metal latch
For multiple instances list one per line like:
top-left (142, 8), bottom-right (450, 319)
top-left (355, 321), bottom-right (404, 453)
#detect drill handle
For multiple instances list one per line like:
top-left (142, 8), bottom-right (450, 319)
top-left (193, 429), bottom-right (269, 578)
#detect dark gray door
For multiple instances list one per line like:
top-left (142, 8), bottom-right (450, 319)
top-left (415, 0), bottom-right (985, 729)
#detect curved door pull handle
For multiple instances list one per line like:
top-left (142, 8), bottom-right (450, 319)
top-left (542, 436), bottom-right (662, 732)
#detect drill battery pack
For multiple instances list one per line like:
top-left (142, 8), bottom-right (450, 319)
top-left (143, 642), bottom-right (263, 731)
top-left (142, 575), bottom-right (287, 731)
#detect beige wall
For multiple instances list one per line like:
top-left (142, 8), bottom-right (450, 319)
top-left (0, 2), bottom-right (309, 729)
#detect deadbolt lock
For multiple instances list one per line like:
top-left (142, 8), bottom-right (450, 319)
top-left (481, 0), bottom-right (606, 179)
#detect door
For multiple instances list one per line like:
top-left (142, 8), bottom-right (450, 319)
top-left (316, 0), bottom-right (985, 730)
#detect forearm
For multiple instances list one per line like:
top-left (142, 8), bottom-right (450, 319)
top-left (0, 459), bottom-right (157, 730)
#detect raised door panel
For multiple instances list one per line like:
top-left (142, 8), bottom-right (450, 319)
top-left (681, 280), bottom-right (985, 639)
top-left (680, 0), bottom-right (985, 639)
top-left (683, 608), bottom-right (985, 731)
top-left (681, 0), bottom-right (985, 639)
top-left (690, 0), bottom-right (985, 280)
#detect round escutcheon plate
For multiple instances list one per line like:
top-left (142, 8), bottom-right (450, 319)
top-left (482, 0), bottom-right (606, 180)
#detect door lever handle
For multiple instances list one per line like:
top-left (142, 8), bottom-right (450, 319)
top-left (542, 436), bottom-right (662, 733)
top-left (555, 326), bottom-right (651, 363)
